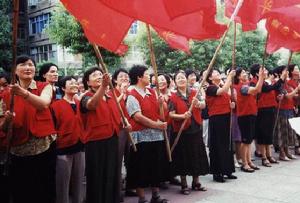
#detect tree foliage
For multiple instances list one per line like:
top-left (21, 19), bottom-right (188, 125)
top-left (0, 0), bottom-right (12, 71)
top-left (46, 4), bottom-right (123, 73)
top-left (135, 24), bottom-right (280, 73)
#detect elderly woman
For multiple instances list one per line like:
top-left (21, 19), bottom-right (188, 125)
top-left (38, 62), bottom-right (61, 100)
top-left (0, 55), bottom-right (56, 203)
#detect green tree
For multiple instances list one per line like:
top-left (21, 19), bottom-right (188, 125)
top-left (46, 4), bottom-right (123, 74)
top-left (0, 0), bottom-right (12, 71)
top-left (135, 24), bottom-right (280, 73)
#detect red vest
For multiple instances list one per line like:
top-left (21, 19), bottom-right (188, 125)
top-left (51, 99), bottom-right (84, 149)
top-left (0, 81), bottom-right (56, 147)
top-left (128, 88), bottom-right (161, 131)
top-left (257, 82), bottom-right (277, 109)
top-left (235, 82), bottom-right (257, 116)
top-left (206, 84), bottom-right (231, 116)
top-left (108, 89), bottom-right (130, 120)
top-left (280, 81), bottom-right (295, 110)
top-left (80, 91), bottom-right (121, 143)
top-left (169, 89), bottom-right (202, 132)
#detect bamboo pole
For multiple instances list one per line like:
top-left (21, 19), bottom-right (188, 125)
top-left (3, 0), bottom-right (20, 176)
top-left (146, 24), bottom-right (172, 162)
top-left (262, 33), bottom-right (270, 68)
top-left (171, 0), bottom-right (245, 153)
top-left (92, 44), bottom-right (137, 152)
top-left (229, 22), bottom-right (237, 151)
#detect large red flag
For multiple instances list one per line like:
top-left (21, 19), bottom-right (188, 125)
top-left (225, 0), bottom-right (300, 31)
top-left (60, 0), bottom-right (134, 54)
top-left (162, 0), bottom-right (215, 19)
top-left (263, 5), bottom-right (300, 53)
top-left (99, 0), bottom-right (226, 40)
top-left (153, 26), bottom-right (191, 54)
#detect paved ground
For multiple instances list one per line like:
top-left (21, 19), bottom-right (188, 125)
top-left (124, 154), bottom-right (300, 203)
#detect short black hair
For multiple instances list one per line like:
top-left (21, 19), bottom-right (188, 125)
top-left (16, 55), bottom-right (36, 67)
top-left (250, 64), bottom-right (260, 78)
top-left (129, 65), bottom-right (148, 85)
top-left (58, 76), bottom-right (76, 89)
top-left (275, 65), bottom-right (286, 76)
top-left (112, 68), bottom-right (128, 87)
top-left (0, 71), bottom-right (11, 84)
top-left (185, 69), bottom-right (199, 81)
top-left (206, 69), bottom-right (221, 84)
top-left (82, 67), bottom-right (103, 90)
top-left (38, 63), bottom-right (58, 82)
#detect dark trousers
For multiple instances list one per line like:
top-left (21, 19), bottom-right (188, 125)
top-left (0, 154), bottom-right (10, 203)
top-left (85, 135), bottom-right (119, 203)
top-left (9, 143), bottom-right (57, 203)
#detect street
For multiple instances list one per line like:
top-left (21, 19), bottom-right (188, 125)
top-left (124, 155), bottom-right (300, 203)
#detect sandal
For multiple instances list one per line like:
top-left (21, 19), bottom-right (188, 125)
top-left (267, 156), bottom-right (279, 164)
top-left (150, 196), bottom-right (169, 203)
top-left (191, 182), bottom-right (207, 191)
top-left (241, 166), bottom-right (255, 173)
top-left (180, 185), bottom-right (190, 195)
top-left (279, 156), bottom-right (290, 161)
top-left (262, 158), bottom-right (272, 167)
top-left (286, 154), bottom-right (297, 160)
top-left (249, 163), bottom-right (260, 170)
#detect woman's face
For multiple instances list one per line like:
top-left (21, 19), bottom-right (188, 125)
top-left (139, 70), bottom-right (150, 86)
top-left (64, 78), bottom-right (79, 96)
top-left (209, 70), bottom-right (221, 83)
top-left (291, 66), bottom-right (300, 79)
top-left (87, 70), bottom-right (103, 89)
top-left (43, 66), bottom-right (59, 84)
top-left (158, 75), bottom-right (167, 90)
top-left (15, 59), bottom-right (35, 81)
top-left (187, 73), bottom-right (197, 85)
top-left (239, 70), bottom-right (248, 82)
top-left (77, 77), bottom-right (85, 93)
top-left (116, 71), bottom-right (129, 87)
top-left (175, 72), bottom-right (187, 88)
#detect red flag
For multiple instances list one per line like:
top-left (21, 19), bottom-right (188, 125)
top-left (264, 5), bottom-right (300, 53)
top-left (153, 26), bottom-right (191, 54)
top-left (60, 0), bottom-right (134, 54)
top-left (99, 0), bottom-right (226, 40)
top-left (162, 0), bottom-right (215, 19)
top-left (225, 0), bottom-right (300, 31)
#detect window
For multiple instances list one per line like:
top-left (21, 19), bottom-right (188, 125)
top-left (129, 21), bottom-right (138, 35)
top-left (29, 13), bottom-right (50, 35)
top-left (30, 44), bottom-right (57, 63)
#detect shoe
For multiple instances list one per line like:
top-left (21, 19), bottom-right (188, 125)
top-left (295, 147), bottom-right (300, 155)
top-left (286, 154), bottom-right (297, 160)
top-left (213, 174), bottom-right (225, 183)
top-left (225, 174), bottom-right (237, 179)
top-left (267, 156), bottom-right (279, 164)
top-left (125, 190), bottom-right (138, 197)
top-left (150, 196), bottom-right (169, 203)
top-left (279, 156), bottom-right (290, 161)
top-left (262, 158), bottom-right (272, 167)
top-left (191, 182), bottom-right (207, 191)
top-left (249, 163), bottom-right (260, 170)
top-left (255, 151), bottom-right (263, 158)
top-left (180, 185), bottom-right (190, 195)
top-left (241, 166), bottom-right (255, 173)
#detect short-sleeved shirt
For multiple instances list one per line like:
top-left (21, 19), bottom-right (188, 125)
top-left (126, 86), bottom-right (164, 144)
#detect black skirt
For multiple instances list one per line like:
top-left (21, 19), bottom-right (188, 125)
top-left (238, 115), bottom-right (257, 144)
top-left (209, 113), bottom-right (235, 175)
top-left (85, 135), bottom-right (119, 203)
top-left (171, 126), bottom-right (209, 177)
top-left (126, 140), bottom-right (169, 189)
top-left (256, 107), bottom-right (275, 145)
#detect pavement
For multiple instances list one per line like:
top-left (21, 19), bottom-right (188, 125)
top-left (123, 154), bottom-right (300, 203)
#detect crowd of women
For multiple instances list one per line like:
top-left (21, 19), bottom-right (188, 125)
top-left (0, 55), bottom-right (299, 203)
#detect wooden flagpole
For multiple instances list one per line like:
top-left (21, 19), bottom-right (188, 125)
top-left (146, 24), bottom-right (172, 162)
